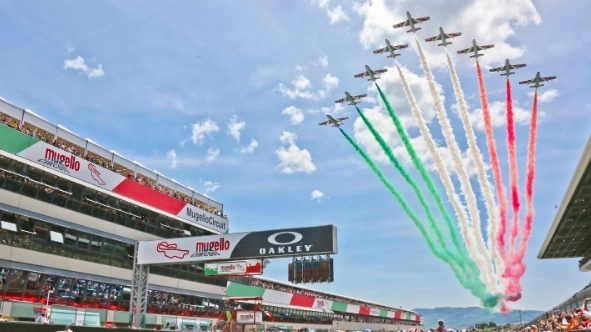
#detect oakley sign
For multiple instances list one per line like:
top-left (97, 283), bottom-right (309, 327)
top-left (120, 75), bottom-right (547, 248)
top-left (137, 225), bottom-right (337, 265)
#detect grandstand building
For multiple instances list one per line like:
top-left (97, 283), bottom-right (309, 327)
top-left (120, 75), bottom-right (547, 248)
top-left (0, 97), bottom-right (422, 330)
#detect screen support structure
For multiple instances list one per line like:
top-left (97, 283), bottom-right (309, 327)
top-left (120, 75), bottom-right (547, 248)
top-left (130, 243), bottom-right (149, 329)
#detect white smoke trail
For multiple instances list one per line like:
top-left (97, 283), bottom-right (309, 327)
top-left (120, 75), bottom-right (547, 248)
top-left (414, 37), bottom-right (495, 292)
top-left (444, 50), bottom-right (504, 291)
top-left (395, 62), bottom-right (482, 279)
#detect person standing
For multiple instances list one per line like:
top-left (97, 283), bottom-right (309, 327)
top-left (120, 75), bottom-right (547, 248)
top-left (435, 320), bottom-right (446, 332)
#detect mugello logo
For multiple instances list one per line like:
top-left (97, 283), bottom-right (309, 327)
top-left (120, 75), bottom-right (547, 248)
top-left (191, 238), bottom-right (230, 258)
top-left (38, 148), bottom-right (81, 174)
top-left (156, 242), bottom-right (190, 259)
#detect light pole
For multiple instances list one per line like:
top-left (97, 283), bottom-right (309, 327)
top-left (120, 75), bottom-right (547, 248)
top-left (519, 310), bottom-right (523, 327)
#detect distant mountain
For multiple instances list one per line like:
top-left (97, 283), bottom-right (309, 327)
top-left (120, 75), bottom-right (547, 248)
top-left (413, 307), bottom-right (544, 329)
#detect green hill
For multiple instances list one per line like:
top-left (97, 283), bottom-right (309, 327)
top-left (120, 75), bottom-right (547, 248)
top-left (413, 307), bottom-right (544, 329)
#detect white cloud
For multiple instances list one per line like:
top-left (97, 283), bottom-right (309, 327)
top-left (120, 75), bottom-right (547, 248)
top-left (227, 115), bottom-right (246, 142)
top-left (277, 73), bottom-right (339, 100)
top-left (310, 189), bottom-right (327, 202)
top-left (189, 119), bottom-right (219, 145)
top-left (313, 0), bottom-right (349, 24)
top-left (530, 88), bottom-right (559, 103)
top-left (240, 139), bottom-right (259, 154)
top-left (275, 131), bottom-right (317, 174)
top-left (166, 150), bottom-right (178, 169)
top-left (295, 65), bottom-right (308, 71)
top-left (277, 75), bottom-right (315, 100)
top-left (282, 106), bottom-right (305, 125)
top-left (203, 180), bottom-right (220, 193)
top-left (311, 101), bottom-right (346, 116)
top-left (314, 55), bottom-right (329, 68)
top-left (353, 0), bottom-right (540, 67)
top-left (206, 148), bottom-right (220, 163)
top-left (63, 55), bottom-right (105, 78)
top-left (469, 100), bottom-right (531, 131)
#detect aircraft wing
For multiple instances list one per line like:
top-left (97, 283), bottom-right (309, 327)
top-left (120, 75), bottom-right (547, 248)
top-left (448, 32), bottom-right (462, 37)
top-left (543, 76), bottom-right (557, 81)
top-left (375, 69), bottom-right (388, 74)
top-left (457, 48), bottom-right (471, 54)
top-left (514, 64), bottom-right (526, 69)
top-left (398, 44), bottom-right (409, 49)
top-left (373, 47), bottom-right (387, 54)
top-left (393, 21), bottom-right (408, 28)
top-left (335, 98), bottom-right (346, 104)
top-left (424, 35), bottom-right (440, 42)
top-left (518, 79), bottom-right (534, 85)
top-left (354, 94), bottom-right (367, 99)
top-left (354, 72), bottom-right (365, 78)
top-left (481, 44), bottom-right (494, 49)
top-left (416, 16), bottom-right (430, 22)
top-left (336, 117), bottom-right (349, 121)
top-left (318, 121), bottom-right (329, 126)
top-left (489, 67), bottom-right (503, 72)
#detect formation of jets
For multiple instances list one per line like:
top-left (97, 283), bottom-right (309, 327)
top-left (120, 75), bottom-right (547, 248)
top-left (335, 92), bottom-right (367, 105)
top-left (489, 59), bottom-right (526, 76)
top-left (457, 39), bottom-right (494, 58)
top-left (373, 39), bottom-right (409, 58)
top-left (318, 115), bottom-right (349, 128)
top-left (519, 72), bottom-right (557, 88)
top-left (354, 65), bottom-right (388, 81)
top-left (319, 10), bottom-right (556, 129)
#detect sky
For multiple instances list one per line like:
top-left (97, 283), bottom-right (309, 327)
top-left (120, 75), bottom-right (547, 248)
top-left (0, 0), bottom-right (590, 312)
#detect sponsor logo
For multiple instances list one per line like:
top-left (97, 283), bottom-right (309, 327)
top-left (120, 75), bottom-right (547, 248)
top-left (38, 148), bottom-right (81, 174)
top-left (238, 313), bottom-right (254, 320)
top-left (316, 299), bottom-right (326, 307)
top-left (88, 163), bottom-right (105, 186)
top-left (219, 262), bottom-right (245, 273)
top-left (156, 241), bottom-right (190, 259)
top-left (185, 207), bottom-right (227, 231)
top-left (259, 231), bottom-right (313, 255)
top-left (191, 238), bottom-right (230, 258)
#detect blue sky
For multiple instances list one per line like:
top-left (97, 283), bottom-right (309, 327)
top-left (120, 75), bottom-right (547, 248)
top-left (0, 0), bottom-right (590, 311)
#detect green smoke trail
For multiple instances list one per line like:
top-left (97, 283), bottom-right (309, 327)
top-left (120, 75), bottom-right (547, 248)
top-left (375, 83), bottom-right (498, 306)
top-left (338, 128), bottom-right (465, 281)
top-left (375, 83), bottom-right (471, 272)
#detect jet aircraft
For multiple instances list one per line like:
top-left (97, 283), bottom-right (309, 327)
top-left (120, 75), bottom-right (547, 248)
top-left (489, 59), bottom-right (526, 76)
top-left (354, 65), bottom-right (388, 81)
top-left (519, 72), bottom-right (556, 88)
top-left (457, 39), bottom-right (494, 58)
top-left (393, 11), bottom-right (430, 33)
top-left (373, 39), bottom-right (409, 58)
top-left (335, 92), bottom-right (367, 105)
top-left (318, 115), bottom-right (349, 128)
top-left (424, 27), bottom-right (462, 47)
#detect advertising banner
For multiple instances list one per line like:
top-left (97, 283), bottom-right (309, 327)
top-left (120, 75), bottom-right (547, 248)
top-left (235, 311), bottom-right (262, 324)
top-left (137, 225), bottom-right (337, 265)
top-left (204, 260), bottom-right (263, 276)
top-left (4, 134), bottom-right (228, 233)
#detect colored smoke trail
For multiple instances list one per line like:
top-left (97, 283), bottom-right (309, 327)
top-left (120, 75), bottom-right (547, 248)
top-left (506, 78), bottom-right (521, 257)
top-left (394, 63), bottom-right (481, 280)
top-left (338, 127), bottom-right (497, 307)
top-left (416, 37), bottom-right (495, 290)
top-left (445, 50), bottom-right (503, 287)
top-left (475, 61), bottom-right (509, 264)
top-left (503, 90), bottom-right (539, 299)
top-left (354, 105), bottom-right (451, 260)
top-left (375, 82), bottom-right (473, 275)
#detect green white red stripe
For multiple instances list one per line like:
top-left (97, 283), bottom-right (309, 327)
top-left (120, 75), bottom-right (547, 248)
top-left (226, 282), bottom-right (421, 321)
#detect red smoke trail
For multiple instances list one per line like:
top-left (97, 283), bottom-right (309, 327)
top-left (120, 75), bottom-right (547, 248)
top-left (519, 89), bottom-right (538, 260)
top-left (506, 78), bottom-right (521, 256)
top-left (476, 62), bottom-right (509, 260)
top-left (503, 90), bottom-right (539, 302)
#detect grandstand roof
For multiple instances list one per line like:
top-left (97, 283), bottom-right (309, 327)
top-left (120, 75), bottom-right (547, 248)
top-left (538, 134), bottom-right (591, 270)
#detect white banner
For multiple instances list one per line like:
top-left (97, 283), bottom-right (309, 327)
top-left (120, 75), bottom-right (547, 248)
top-left (235, 311), bottom-right (263, 324)
top-left (204, 260), bottom-right (262, 276)
top-left (18, 141), bottom-right (125, 190)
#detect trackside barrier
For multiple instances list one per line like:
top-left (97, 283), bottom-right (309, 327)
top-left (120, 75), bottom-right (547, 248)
top-left (0, 321), bottom-right (146, 332)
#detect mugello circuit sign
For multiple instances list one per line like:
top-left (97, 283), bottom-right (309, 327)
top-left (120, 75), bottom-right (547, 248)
top-left (204, 259), bottom-right (263, 276)
top-left (137, 225), bottom-right (337, 265)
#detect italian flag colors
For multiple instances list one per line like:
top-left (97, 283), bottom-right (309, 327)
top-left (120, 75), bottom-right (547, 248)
top-left (226, 282), bottom-right (421, 322)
